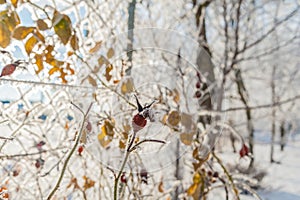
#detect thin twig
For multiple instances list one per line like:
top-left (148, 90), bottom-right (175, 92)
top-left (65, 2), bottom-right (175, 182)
top-left (0, 136), bottom-right (14, 140)
top-left (0, 147), bottom-right (67, 159)
top-left (222, 94), bottom-right (300, 112)
top-left (212, 152), bottom-right (240, 200)
top-left (129, 139), bottom-right (166, 152)
top-left (46, 102), bottom-right (93, 200)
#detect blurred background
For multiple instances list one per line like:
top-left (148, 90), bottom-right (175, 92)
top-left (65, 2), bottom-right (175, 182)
top-left (0, 0), bottom-right (299, 199)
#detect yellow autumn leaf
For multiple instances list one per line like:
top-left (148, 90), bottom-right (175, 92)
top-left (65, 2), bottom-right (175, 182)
top-left (99, 138), bottom-right (112, 148)
top-left (25, 36), bottom-right (38, 55)
top-left (53, 11), bottom-right (72, 45)
top-left (34, 30), bottom-right (45, 43)
top-left (167, 110), bottom-right (181, 126)
top-left (11, 0), bottom-right (18, 7)
top-left (187, 183), bottom-right (198, 196)
top-left (34, 54), bottom-right (44, 74)
top-left (107, 47), bottom-right (114, 59)
top-left (48, 67), bottom-right (60, 75)
top-left (105, 64), bottom-right (113, 82)
top-left (121, 78), bottom-right (135, 94)
top-left (1, 11), bottom-right (20, 32)
top-left (193, 172), bottom-right (201, 184)
top-left (70, 34), bottom-right (79, 50)
top-left (101, 120), bottom-right (114, 136)
top-left (87, 75), bottom-right (97, 87)
top-left (0, 22), bottom-right (11, 48)
top-left (98, 132), bottom-right (106, 141)
top-left (13, 26), bottom-right (35, 40)
top-left (180, 133), bottom-right (194, 145)
top-left (89, 41), bottom-right (102, 53)
top-left (37, 19), bottom-right (48, 30)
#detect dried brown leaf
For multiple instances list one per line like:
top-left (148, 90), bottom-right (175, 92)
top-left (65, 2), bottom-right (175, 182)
top-left (89, 41), bottom-right (102, 53)
top-left (107, 47), bottom-right (114, 59)
top-left (37, 19), bottom-right (48, 30)
top-left (167, 110), bottom-right (181, 126)
top-left (12, 26), bottom-right (34, 40)
top-left (70, 34), bottom-right (79, 50)
top-left (87, 75), bottom-right (97, 87)
top-left (180, 133), bottom-right (193, 145)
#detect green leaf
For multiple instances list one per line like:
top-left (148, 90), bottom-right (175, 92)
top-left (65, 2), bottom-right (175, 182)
top-left (52, 11), bottom-right (72, 45)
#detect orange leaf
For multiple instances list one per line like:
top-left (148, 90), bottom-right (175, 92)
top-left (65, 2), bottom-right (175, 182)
top-left (34, 54), bottom-right (44, 74)
top-left (11, 0), bottom-right (18, 8)
top-left (13, 26), bottom-right (35, 40)
top-left (83, 176), bottom-right (95, 190)
top-left (48, 67), bottom-right (60, 75)
top-left (67, 177), bottom-right (80, 189)
top-left (89, 41), bottom-right (102, 53)
top-left (37, 19), bottom-right (48, 30)
top-left (66, 63), bottom-right (75, 75)
top-left (158, 181), bottom-right (164, 193)
top-left (25, 36), bottom-right (38, 55)
top-left (0, 22), bottom-right (11, 48)
top-left (105, 64), bottom-right (113, 81)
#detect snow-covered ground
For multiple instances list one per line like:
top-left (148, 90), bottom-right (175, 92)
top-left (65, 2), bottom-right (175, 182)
top-left (256, 133), bottom-right (300, 200)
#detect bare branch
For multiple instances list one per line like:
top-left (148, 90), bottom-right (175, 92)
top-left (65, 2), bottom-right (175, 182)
top-left (223, 94), bottom-right (300, 112)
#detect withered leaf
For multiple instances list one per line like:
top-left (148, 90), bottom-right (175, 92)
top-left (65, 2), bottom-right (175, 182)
top-left (25, 36), bottom-right (38, 55)
top-left (37, 19), bottom-right (48, 30)
top-left (13, 26), bottom-right (35, 40)
top-left (180, 133), bottom-right (194, 145)
top-left (87, 75), bottom-right (97, 87)
top-left (167, 110), bottom-right (181, 126)
top-left (107, 47), bottom-right (114, 59)
top-left (89, 41), bottom-right (102, 53)
top-left (0, 22), bottom-right (11, 48)
top-left (53, 11), bottom-right (72, 45)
